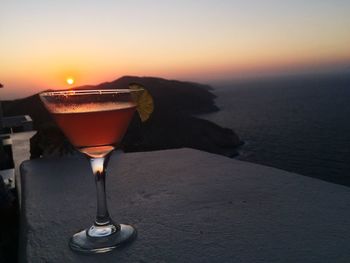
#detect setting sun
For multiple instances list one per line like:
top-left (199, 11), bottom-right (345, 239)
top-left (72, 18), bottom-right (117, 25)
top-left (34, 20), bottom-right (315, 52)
top-left (66, 78), bottom-right (75, 85)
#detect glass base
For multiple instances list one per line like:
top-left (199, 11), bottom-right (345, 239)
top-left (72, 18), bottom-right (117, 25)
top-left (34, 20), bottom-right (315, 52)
top-left (69, 224), bottom-right (137, 254)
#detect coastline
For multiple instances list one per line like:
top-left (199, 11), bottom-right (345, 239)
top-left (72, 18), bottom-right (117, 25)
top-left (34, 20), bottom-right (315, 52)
top-left (202, 73), bottom-right (350, 186)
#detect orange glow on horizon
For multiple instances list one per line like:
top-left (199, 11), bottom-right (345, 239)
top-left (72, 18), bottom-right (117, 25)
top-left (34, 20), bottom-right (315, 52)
top-left (1, 52), bottom-right (349, 100)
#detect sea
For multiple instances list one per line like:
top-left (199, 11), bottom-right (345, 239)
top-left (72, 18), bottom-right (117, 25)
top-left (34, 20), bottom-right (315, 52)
top-left (203, 72), bottom-right (350, 186)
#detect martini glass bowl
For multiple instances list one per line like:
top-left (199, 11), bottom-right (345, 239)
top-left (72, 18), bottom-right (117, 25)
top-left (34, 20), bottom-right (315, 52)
top-left (40, 89), bottom-right (138, 254)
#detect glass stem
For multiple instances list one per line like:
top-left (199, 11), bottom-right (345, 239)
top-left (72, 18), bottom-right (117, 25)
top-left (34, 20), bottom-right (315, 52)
top-left (90, 154), bottom-right (112, 226)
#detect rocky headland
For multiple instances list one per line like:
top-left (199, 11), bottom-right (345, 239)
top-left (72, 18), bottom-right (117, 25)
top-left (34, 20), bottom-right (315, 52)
top-left (2, 76), bottom-right (242, 158)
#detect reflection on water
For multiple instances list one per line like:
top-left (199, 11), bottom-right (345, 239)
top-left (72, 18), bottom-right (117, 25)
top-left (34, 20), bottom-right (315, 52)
top-left (204, 73), bottom-right (350, 186)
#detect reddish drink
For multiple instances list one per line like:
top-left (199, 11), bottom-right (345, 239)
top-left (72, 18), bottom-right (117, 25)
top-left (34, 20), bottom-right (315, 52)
top-left (52, 102), bottom-right (136, 153)
top-left (40, 89), bottom-right (140, 253)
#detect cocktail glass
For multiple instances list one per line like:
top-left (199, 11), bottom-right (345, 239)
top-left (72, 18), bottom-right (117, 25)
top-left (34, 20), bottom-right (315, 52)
top-left (40, 89), bottom-right (138, 253)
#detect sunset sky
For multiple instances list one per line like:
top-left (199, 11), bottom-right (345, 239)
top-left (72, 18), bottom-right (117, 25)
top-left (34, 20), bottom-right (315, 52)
top-left (1, 0), bottom-right (350, 99)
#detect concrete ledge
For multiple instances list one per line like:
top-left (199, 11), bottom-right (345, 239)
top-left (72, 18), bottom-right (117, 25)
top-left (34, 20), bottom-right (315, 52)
top-left (19, 148), bottom-right (350, 262)
top-left (11, 131), bottom-right (36, 207)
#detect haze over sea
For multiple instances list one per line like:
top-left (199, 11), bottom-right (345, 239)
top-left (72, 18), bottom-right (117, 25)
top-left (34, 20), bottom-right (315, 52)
top-left (204, 72), bottom-right (350, 186)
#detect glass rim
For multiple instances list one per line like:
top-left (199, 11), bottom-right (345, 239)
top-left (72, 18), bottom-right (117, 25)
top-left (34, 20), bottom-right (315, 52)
top-left (40, 88), bottom-right (141, 97)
